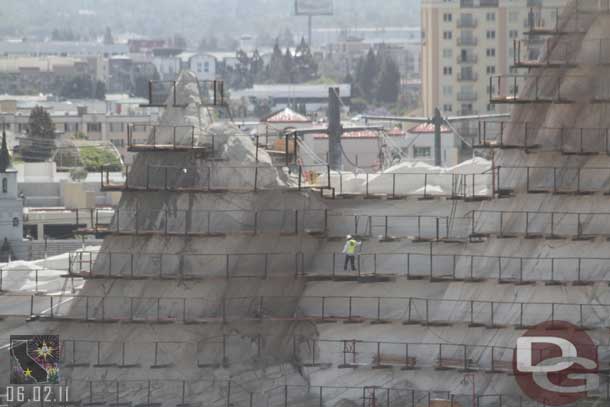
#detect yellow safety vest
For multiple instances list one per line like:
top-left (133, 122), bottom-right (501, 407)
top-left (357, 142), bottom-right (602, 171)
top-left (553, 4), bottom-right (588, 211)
top-left (346, 240), bottom-right (358, 255)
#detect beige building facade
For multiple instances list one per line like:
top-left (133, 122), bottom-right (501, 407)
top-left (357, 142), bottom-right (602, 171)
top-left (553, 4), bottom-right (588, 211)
top-left (421, 0), bottom-right (565, 117)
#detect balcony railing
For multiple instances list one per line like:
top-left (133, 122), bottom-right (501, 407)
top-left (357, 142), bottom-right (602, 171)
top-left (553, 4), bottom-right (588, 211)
top-left (457, 54), bottom-right (478, 64)
top-left (457, 37), bottom-right (478, 46)
top-left (457, 92), bottom-right (478, 101)
top-left (457, 18), bottom-right (478, 28)
top-left (457, 72), bottom-right (479, 81)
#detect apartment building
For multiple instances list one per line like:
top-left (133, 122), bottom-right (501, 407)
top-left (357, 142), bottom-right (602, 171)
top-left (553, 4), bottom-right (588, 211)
top-left (0, 100), bottom-right (157, 164)
top-left (421, 0), bottom-right (565, 117)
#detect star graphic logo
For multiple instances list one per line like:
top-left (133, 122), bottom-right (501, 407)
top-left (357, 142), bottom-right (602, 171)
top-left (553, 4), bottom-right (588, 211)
top-left (23, 368), bottom-right (32, 377)
top-left (34, 341), bottom-right (54, 361)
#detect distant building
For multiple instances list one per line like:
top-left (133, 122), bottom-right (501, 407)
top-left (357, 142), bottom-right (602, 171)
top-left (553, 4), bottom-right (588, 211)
top-left (420, 0), bottom-right (565, 117)
top-left (128, 39), bottom-right (167, 54)
top-left (404, 123), bottom-right (460, 167)
top-left (0, 40), bottom-right (128, 58)
top-left (152, 48), bottom-right (183, 81)
top-left (232, 84), bottom-right (351, 112)
top-left (178, 53), bottom-right (217, 81)
top-left (312, 26), bottom-right (421, 46)
top-left (308, 129), bottom-right (408, 171)
top-left (0, 130), bottom-right (23, 261)
top-left (0, 99), bottom-right (156, 165)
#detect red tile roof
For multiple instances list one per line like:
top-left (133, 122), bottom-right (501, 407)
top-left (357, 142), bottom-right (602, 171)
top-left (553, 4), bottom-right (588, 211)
top-left (314, 129), bottom-right (403, 139)
top-left (407, 123), bottom-right (451, 134)
top-left (261, 107), bottom-right (311, 124)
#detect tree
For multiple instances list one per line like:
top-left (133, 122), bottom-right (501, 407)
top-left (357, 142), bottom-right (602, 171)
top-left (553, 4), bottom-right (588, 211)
top-left (103, 27), bottom-right (114, 45)
top-left (267, 41), bottom-right (285, 82)
top-left (280, 48), bottom-right (295, 83)
top-left (294, 37), bottom-right (319, 82)
top-left (23, 106), bottom-right (55, 162)
top-left (59, 75), bottom-right (105, 100)
top-left (376, 57), bottom-right (401, 104)
top-left (70, 167), bottom-right (88, 182)
top-left (355, 49), bottom-right (378, 102)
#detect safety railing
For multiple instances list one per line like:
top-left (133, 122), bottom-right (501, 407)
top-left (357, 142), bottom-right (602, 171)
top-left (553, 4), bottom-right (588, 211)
top-left (198, 79), bottom-right (225, 106)
top-left (496, 165), bottom-right (610, 195)
top-left (50, 335), bottom-right (610, 374)
top-left (489, 74), bottom-right (610, 104)
top-left (23, 207), bottom-right (114, 237)
top-left (141, 79), bottom-right (226, 108)
top-left (0, 266), bottom-right (72, 293)
top-left (101, 164), bottom-right (331, 192)
top-left (470, 209), bottom-right (610, 240)
top-left (474, 120), bottom-right (610, 153)
top-left (513, 38), bottom-right (610, 67)
top-left (67, 249), bottom-right (610, 285)
top-left (126, 124), bottom-right (202, 152)
top-left (67, 251), bottom-right (305, 280)
top-left (6, 293), bottom-right (610, 328)
top-left (75, 208), bottom-right (462, 241)
top-left (329, 171), bottom-right (492, 201)
top-left (525, 5), bottom-right (593, 35)
top-left (1, 380), bottom-right (602, 407)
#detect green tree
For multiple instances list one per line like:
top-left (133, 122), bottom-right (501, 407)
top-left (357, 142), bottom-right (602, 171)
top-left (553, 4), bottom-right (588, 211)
top-left (60, 75), bottom-right (105, 100)
top-left (267, 41), bottom-right (284, 82)
top-left (294, 37), bottom-right (319, 82)
top-left (376, 57), bottom-right (401, 104)
top-left (355, 49), bottom-right (378, 102)
top-left (23, 106), bottom-right (55, 162)
top-left (280, 48), bottom-right (294, 83)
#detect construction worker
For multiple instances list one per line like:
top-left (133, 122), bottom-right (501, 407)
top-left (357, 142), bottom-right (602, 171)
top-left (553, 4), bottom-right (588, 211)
top-left (342, 235), bottom-right (362, 272)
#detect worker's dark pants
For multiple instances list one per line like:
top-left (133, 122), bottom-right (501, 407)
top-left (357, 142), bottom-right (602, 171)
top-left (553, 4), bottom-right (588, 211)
top-left (344, 255), bottom-right (356, 271)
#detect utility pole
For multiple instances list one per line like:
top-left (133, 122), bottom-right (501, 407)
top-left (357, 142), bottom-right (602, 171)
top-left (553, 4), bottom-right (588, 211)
top-left (327, 87), bottom-right (342, 170)
top-left (431, 107), bottom-right (444, 167)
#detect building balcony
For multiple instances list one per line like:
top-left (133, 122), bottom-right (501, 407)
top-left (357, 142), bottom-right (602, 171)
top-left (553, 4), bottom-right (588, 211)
top-left (457, 72), bottom-right (479, 81)
top-left (457, 18), bottom-right (478, 28)
top-left (457, 92), bottom-right (478, 101)
top-left (456, 109), bottom-right (479, 116)
top-left (457, 37), bottom-right (478, 46)
top-left (457, 54), bottom-right (478, 64)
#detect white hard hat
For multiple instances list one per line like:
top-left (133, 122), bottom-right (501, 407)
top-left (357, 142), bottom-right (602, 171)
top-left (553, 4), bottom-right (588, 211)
top-left (346, 234), bottom-right (352, 240)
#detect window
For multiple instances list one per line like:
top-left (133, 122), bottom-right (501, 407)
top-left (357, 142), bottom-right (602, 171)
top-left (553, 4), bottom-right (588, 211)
top-left (204, 62), bottom-right (210, 72)
top-left (443, 66), bottom-right (453, 75)
top-left (414, 147), bottom-right (432, 158)
top-left (443, 104), bottom-right (453, 112)
top-left (486, 30), bottom-right (496, 39)
top-left (442, 85), bottom-right (453, 96)
top-left (487, 104), bottom-right (496, 112)
top-left (109, 123), bottom-right (124, 133)
top-left (442, 48), bottom-right (452, 58)
top-left (443, 31), bottom-right (453, 39)
top-left (486, 48), bottom-right (496, 57)
top-left (486, 12), bottom-right (495, 21)
top-left (87, 123), bottom-right (102, 132)
top-left (486, 65), bottom-right (496, 74)
top-left (2, 178), bottom-right (6, 193)
top-left (509, 10), bottom-right (519, 22)
top-left (111, 139), bottom-right (125, 147)
top-left (443, 13), bottom-right (452, 22)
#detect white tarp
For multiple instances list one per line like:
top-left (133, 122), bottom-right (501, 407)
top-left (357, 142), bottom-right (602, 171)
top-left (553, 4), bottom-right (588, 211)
top-left (328, 157), bottom-right (492, 196)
